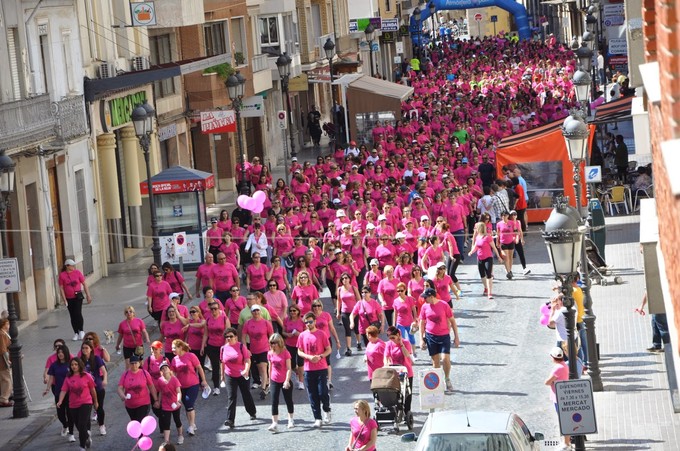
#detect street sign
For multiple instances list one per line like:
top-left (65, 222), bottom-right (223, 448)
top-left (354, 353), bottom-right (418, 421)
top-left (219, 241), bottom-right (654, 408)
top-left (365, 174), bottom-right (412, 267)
top-left (0, 258), bottom-right (20, 293)
top-left (173, 232), bottom-right (187, 256)
top-left (395, 42), bottom-right (404, 54)
top-left (555, 379), bottom-right (597, 436)
top-left (474, 13), bottom-right (483, 21)
top-left (585, 166), bottom-right (602, 183)
top-left (419, 368), bottom-right (446, 410)
top-left (277, 110), bottom-right (287, 129)
top-left (490, 15), bottom-right (498, 23)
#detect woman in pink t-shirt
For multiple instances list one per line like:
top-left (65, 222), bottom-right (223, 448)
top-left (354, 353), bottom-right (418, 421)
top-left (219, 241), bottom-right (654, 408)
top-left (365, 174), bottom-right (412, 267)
top-left (363, 326), bottom-right (385, 381)
top-left (242, 306), bottom-right (274, 397)
top-left (291, 271), bottom-right (319, 314)
top-left (282, 306), bottom-right (306, 390)
top-left (433, 262), bottom-right (458, 305)
top-left (155, 362), bottom-right (183, 445)
top-left (117, 354), bottom-right (158, 422)
top-left (58, 260), bottom-right (92, 341)
top-left (266, 257), bottom-right (290, 294)
top-left (146, 270), bottom-right (172, 323)
top-left (115, 306), bottom-right (151, 370)
top-left (496, 211), bottom-right (519, 278)
top-left (170, 340), bottom-right (208, 436)
top-left (377, 266), bottom-right (399, 326)
top-left (220, 327), bottom-right (257, 428)
top-left (57, 358), bottom-right (98, 449)
top-left (393, 283), bottom-right (418, 351)
top-left (351, 288), bottom-right (386, 346)
top-left (468, 222), bottom-right (501, 299)
top-left (336, 273), bottom-right (362, 356)
top-left (161, 306), bottom-right (189, 360)
top-left (267, 333), bottom-right (295, 431)
top-left (345, 400), bottom-right (378, 451)
top-left (184, 308), bottom-right (206, 368)
top-left (246, 252), bottom-right (268, 293)
top-left (202, 303), bottom-right (231, 392)
top-left (384, 326), bottom-right (414, 414)
top-left (264, 280), bottom-right (288, 331)
top-left (224, 287), bottom-right (247, 328)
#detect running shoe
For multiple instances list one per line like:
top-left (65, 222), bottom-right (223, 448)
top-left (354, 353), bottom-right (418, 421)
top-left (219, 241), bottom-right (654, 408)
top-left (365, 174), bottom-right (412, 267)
top-left (177, 435), bottom-right (184, 444)
top-left (68, 434), bottom-right (76, 442)
top-left (357, 343), bottom-right (362, 351)
top-left (224, 420), bottom-right (234, 429)
top-left (268, 423), bottom-right (279, 433)
top-left (287, 419), bottom-right (295, 429)
top-left (99, 425), bottom-right (107, 436)
top-left (345, 349), bottom-right (352, 357)
top-left (445, 379), bottom-right (454, 393)
top-left (297, 380), bottom-right (305, 390)
top-left (213, 388), bottom-right (220, 396)
top-left (313, 419), bottom-right (322, 428)
top-left (186, 425), bottom-right (196, 436)
top-left (523, 268), bottom-right (531, 275)
top-left (323, 411), bottom-right (332, 424)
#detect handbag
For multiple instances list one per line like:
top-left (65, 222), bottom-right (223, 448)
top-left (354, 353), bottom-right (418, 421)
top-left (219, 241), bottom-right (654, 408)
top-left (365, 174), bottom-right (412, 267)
top-left (74, 291), bottom-right (85, 302)
top-left (127, 320), bottom-right (144, 357)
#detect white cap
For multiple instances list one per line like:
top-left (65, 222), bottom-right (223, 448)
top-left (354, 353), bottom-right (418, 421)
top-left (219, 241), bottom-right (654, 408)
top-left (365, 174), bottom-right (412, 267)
top-left (421, 215), bottom-right (430, 221)
top-left (418, 172), bottom-right (427, 180)
top-left (395, 232), bottom-right (405, 239)
top-left (352, 165), bottom-right (358, 169)
top-left (378, 214), bottom-right (387, 221)
top-left (436, 262), bottom-right (446, 269)
top-left (169, 292), bottom-right (181, 300)
top-left (366, 223), bottom-right (376, 230)
top-left (292, 157), bottom-right (298, 161)
top-left (334, 248), bottom-right (343, 254)
top-left (342, 223), bottom-right (351, 229)
top-left (336, 209), bottom-right (345, 217)
top-left (550, 347), bottom-right (564, 359)
top-left (251, 305), bottom-right (261, 312)
top-left (370, 259), bottom-right (379, 266)
top-left (64, 259), bottom-right (76, 266)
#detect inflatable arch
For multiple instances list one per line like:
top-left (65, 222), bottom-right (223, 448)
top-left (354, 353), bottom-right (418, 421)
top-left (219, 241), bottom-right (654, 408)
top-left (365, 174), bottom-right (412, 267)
top-left (410, 0), bottom-right (532, 42)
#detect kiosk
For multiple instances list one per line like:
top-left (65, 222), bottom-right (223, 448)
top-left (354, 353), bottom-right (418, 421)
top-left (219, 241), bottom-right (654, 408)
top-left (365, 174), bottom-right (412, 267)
top-left (140, 166), bottom-right (214, 267)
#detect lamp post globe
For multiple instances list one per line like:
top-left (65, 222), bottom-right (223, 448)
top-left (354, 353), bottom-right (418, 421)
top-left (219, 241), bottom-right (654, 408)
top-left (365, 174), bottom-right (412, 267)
top-left (131, 104), bottom-right (149, 137)
top-left (572, 69), bottom-right (592, 104)
top-left (576, 42), bottom-right (594, 71)
top-left (225, 74), bottom-right (240, 101)
top-left (413, 6), bottom-right (421, 22)
top-left (543, 202), bottom-right (583, 278)
top-left (562, 113), bottom-right (590, 162)
top-left (323, 37), bottom-right (335, 60)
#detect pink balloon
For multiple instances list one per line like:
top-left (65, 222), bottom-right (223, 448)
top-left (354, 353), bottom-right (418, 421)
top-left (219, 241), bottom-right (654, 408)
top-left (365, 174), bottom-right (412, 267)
top-left (540, 304), bottom-right (550, 316)
top-left (252, 203), bottom-right (264, 214)
top-left (126, 420), bottom-right (142, 439)
top-left (243, 197), bottom-right (258, 211)
top-left (237, 195), bottom-right (250, 209)
top-left (140, 415), bottom-right (157, 437)
top-left (540, 315), bottom-right (550, 326)
top-left (252, 190), bottom-right (266, 203)
top-left (137, 436), bottom-right (153, 451)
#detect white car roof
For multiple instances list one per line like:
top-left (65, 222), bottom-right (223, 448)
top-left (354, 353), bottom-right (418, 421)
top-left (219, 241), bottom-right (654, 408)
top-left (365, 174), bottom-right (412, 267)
top-left (425, 410), bottom-right (513, 435)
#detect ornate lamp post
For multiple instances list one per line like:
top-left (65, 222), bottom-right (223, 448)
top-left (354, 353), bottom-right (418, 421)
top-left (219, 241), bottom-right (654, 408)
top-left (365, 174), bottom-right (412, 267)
top-left (131, 102), bottom-right (162, 266)
top-left (225, 71), bottom-right (249, 195)
top-left (429, 2), bottom-right (437, 46)
top-left (412, 6), bottom-right (422, 59)
top-left (276, 53), bottom-right (293, 183)
top-left (364, 23), bottom-right (376, 77)
top-left (543, 198), bottom-right (586, 451)
top-left (324, 38), bottom-right (340, 142)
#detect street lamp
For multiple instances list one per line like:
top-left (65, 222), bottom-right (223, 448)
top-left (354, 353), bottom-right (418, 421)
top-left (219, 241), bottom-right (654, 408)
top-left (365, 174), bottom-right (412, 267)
top-left (572, 69), bottom-right (592, 105)
top-left (225, 71), bottom-right (249, 195)
top-left (276, 53), bottom-right (293, 183)
top-left (0, 151), bottom-right (27, 418)
top-left (364, 23), bottom-right (376, 77)
top-left (562, 109), bottom-right (603, 393)
top-left (412, 6), bottom-right (422, 59)
top-left (131, 101), bottom-right (162, 266)
top-left (323, 38), bottom-right (339, 142)
top-left (429, 2), bottom-right (437, 46)
top-left (543, 198), bottom-right (586, 451)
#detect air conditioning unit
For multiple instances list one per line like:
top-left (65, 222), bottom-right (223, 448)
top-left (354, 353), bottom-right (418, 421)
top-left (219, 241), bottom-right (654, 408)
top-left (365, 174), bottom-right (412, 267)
top-left (130, 56), bottom-right (150, 71)
top-left (98, 61), bottom-right (116, 79)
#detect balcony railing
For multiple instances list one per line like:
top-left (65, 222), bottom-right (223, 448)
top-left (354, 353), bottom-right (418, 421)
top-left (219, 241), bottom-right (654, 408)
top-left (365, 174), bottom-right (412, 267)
top-left (53, 95), bottom-right (88, 142)
top-left (252, 54), bottom-right (269, 73)
top-left (0, 95), bottom-right (55, 150)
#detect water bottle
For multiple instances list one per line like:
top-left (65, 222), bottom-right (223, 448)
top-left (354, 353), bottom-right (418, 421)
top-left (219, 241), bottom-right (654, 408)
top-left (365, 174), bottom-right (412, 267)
top-left (125, 393), bottom-right (131, 400)
top-left (171, 402), bottom-right (178, 409)
top-left (242, 370), bottom-right (249, 381)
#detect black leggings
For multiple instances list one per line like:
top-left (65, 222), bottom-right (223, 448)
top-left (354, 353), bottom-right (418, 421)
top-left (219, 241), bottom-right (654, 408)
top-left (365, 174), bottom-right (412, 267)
top-left (95, 388), bottom-right (106, 426)
top-left (205, 344), bottom-right (222, 388)
top-left (477, 257), bottom-right (493, 279)
top-left (126, 404), bottom-right (150, 422)
top-left (190, 349), bottom-right (206, 369)
top-left (270, 380), bottom-right (294, 416)
top-left (384, 310), bottom-right (394, 327)
top-left (66, 297), bottom-right (84, 333)
top-left (53, 389), bottom-right (73, 433)
top-left (341, 313), bottom-right (359, 337)
top-left (446, 253), bottom-right (461, 283)
top-left (159, 409), bottom-right (182, 431)
top-left (69, 404), bottom-right (92, 448)
top-left (516, 208), bottom-right (527, 232)
top-left (515, 241), bottom-right (527, 269)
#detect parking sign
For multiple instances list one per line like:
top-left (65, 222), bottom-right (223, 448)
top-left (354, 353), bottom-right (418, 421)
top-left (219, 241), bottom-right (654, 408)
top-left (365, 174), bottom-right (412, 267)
top-left (555, 379), bottom-right (597, 435)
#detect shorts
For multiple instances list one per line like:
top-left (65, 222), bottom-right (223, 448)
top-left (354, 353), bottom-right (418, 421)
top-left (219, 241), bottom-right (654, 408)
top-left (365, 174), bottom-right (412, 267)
top-left (123, 346), bottom-right (136, 360)
top-left (181, 384), bottom-right (200, 411)
top-left (251, 351), bottom-right (268, 365)
top-left (286, 345), bottom-right (304, 369)
top-left (425, 333), bottom-right (451, 356)
top-left (500, 243), bottom-right (515, 251)
top-left (397, 324), bottom-right (416, 344)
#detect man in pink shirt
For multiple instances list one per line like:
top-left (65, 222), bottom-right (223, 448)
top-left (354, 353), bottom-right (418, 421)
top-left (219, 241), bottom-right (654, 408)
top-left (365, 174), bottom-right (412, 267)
top-left (296, 312), bottom-right (332, 428)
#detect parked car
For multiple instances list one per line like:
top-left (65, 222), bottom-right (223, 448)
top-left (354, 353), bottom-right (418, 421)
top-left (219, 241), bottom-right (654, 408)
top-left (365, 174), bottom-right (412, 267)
top-left (402, 410), bottom-right (544, 451)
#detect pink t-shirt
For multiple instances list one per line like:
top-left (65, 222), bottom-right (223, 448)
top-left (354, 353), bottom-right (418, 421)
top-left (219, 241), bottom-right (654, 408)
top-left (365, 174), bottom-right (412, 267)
top-left (292, 285), bottom-right (319, 314)
top-left (475, 235), bottom-right (494, 260)
top-left (433, 275), bottom-right (453, 302)
top-left (146, 281), bottom-right (172, 312)
top-left (283, 317), bottom-right (305, 347)
top-left (211, 263), bottom-right (240, 292)
top-left (195, 263), bottom-right (214, 290)
top-left (242, 319), bottom-right (274, 354)
top-left (384, 340), bottom-right (414, 377)
top-left (339, 286), bottom-right (358, 313)
top-left (117, 318), bottom-right (146, 349)
top-left (220, 342), bottom-right (250, 378)
top-left (247, 264), bottom-right (268, 290)
top-left (155, 375), bottom-right (181, 411)
top-left (144, 354), bottom-right (169, 380)
top-left (393, 296), bottom-right (416, 326)
top-left (497, 221), bottom-right (517, 245)
top-left (206, 313), bottom-right (229, 347)
top-left (225, 296), bottom-right (247, 325)
top-left (351, 299), bottom-right (382, 334)
top-left (268, 348), bottom-right (292, 384)
top-left (160, 320), bottom-right (185, 354)
top-left (550, 362), bottom-right (570, 402)
top-left (313, 311), bottom-right (333, 340)
top-left (61, 373), bottom-right (95, 408)
top-left (58, 270), bottom-right (85, 299)
top-left (419, 301), bottom-right (453, 336)
top-left (268, 267), bottom-right (288, 292)
top-left (186, 320), bottom-right (205, 351)
top-left (296, 329), bottom-right (330, 371)
top-left (170, 352), bottom-right (201, 388)
top-left (118, 369), bottom-right (154, 408)
top-left (365, 340), bottom-right (386, 380)
top-left (377, 278), bottom-right (398, 311)
top-left (264, 290), bottom-right (288, 320)
top-left (349, 417), bottom-right (378, 451)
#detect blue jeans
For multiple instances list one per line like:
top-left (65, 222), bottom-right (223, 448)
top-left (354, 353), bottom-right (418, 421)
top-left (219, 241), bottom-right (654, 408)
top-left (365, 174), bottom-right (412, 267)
top-left (577, 323), bottom-right (588, 366)
top-left (652, 314), bottom-right (670, 348)
top-left (303, 369), bottom-right (330, 420)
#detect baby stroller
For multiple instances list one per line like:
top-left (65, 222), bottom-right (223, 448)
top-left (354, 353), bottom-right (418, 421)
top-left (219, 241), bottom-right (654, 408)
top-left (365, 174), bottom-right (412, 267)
top-left (370, 366), bottom-right (414, 433)
top-left (584, 238), bottom-right (622, 286)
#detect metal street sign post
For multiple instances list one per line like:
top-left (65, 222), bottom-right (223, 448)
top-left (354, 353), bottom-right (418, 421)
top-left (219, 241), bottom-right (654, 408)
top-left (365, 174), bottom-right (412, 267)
top-left (555, 379), bottom-right (598, 436)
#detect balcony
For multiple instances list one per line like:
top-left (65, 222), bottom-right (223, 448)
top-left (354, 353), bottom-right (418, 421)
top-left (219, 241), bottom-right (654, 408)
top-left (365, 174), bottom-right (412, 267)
top-left (184, 72), bottom-right (229, 111)
top-left (53, 95), bottom-right (89, 142)
top-left (0, 95), bottom-right (56, 151)
top-left (252, 54), bottom-right (273, 93)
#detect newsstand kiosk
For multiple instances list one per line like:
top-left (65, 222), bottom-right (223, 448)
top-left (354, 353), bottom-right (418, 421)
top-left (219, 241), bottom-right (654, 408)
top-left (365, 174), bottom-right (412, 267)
top-left (140, 165), bottom-right (214, 268)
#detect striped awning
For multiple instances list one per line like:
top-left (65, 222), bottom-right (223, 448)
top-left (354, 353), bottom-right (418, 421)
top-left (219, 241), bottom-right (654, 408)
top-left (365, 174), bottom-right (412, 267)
top-left (497, 118), bottom-right (564, 149)
top-left (592, 96), bottom-right (633, 124)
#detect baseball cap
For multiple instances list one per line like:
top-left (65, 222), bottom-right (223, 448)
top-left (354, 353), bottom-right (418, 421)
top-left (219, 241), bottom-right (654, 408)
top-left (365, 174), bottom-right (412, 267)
top-left (130, 355), bottom-right (142, 363)
top-left (169, 292), bottom-right (180, 300)
top-left (421, 215), bottom-right (429, 221)
top-left (352, 165), bottom-right (358, 169)
top-left (251, 305), bottom-right (261, 312)
top-left (509, 210), bottom-right (517, 216)
top-left (210, 217), bottom-right (218, 223)
top-left (395, 232), bottom-right (405, 239)
top-left (334, 248), bottom-right (343, 255)
top-left (64, 259), bottom-right (76, 266)
top-left (292, 157), bottom-right (298, 161)
top-left (418, 172), bottom-right (427, 180)
top-left (151, 341), bottom-right (163, 349)
top-left (550, 347), bottom-right (564, 359)
top-left (159, 361), bottom-right (170, 370)
top-left (422, 288), bottom-right (437, 298)
top-left (370, 259), bottom-right (379, 266)
top-left (436, 262), bottom-right (446, 269)
top-left (462, 157), bottom-right (469, 163)
top-left (342, 223), bottom-right (351, 229)
top-left (336, 209), bottom-right (346, 216)
top-left (366, 223), bottom-right (376, 230)
top-left (378, 214), bottom-right (387, 221)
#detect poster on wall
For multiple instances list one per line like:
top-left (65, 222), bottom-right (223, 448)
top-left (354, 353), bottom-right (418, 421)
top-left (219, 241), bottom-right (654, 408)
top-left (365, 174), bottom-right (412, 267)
top-left (160, 232), bottom-right (203, 265)
top-left (130, 2), bottom-right (157, 26)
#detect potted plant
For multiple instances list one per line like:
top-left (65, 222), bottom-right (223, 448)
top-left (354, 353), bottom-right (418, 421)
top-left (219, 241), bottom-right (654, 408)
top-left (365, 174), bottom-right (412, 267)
top-left (235, 52), bottom-right (245, 66)
top-left (202, 63), bottom-right (235, 79)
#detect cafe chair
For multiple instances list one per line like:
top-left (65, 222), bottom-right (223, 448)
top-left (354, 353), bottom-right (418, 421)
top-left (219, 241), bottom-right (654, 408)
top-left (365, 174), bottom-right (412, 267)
top-left (634, 183), bottom-right (653, 211)
top-left (606, 185), bottom-right (630, 215)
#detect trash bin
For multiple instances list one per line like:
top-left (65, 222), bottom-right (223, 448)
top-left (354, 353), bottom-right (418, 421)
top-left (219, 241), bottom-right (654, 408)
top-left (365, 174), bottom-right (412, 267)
top-left (589, 198), bottom-right (606, 260)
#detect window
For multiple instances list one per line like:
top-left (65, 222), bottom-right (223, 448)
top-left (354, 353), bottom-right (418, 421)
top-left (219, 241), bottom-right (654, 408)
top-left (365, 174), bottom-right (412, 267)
top-left (204, 21), bottom-right (229, 57)
top-left (230, 17), bottom-right (247, 65)
top-left (7, 28), bottom-right (23, 100)
top-left (259, 16), bottom-right (279, 53)
top-left (39, 34), bottom-right (51, 94)
top-left (62, 31), bottom-right (76, 93)
top-left (386, 0), bottom-right (391, 12)
top-left (150, 34), bottom-right (176, 97)
top-left (283, 14), bottom-right (299, 54)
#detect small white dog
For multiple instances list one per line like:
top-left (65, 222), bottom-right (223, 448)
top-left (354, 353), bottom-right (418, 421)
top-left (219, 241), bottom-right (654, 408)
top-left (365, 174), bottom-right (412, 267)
top-left (103, 330), bottom-right (115, 344)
